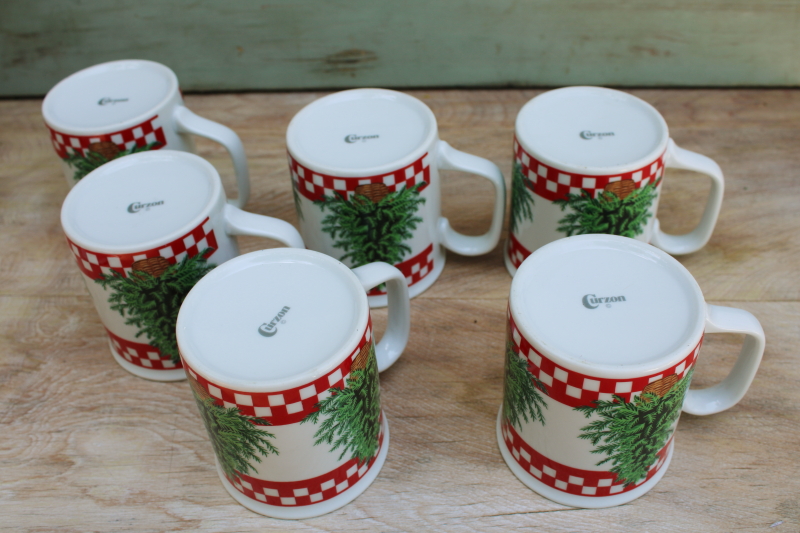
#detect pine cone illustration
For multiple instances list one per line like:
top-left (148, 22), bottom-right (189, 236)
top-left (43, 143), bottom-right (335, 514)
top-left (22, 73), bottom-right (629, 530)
top-left (88, 141), bottom-right (121, 160)
top-left (604, 179), bottom-right (636, 200)
top-left (190, 377), bottom-right (213, 402)
top-left (354, 183), bottom-right (390, 204)
top-left (132, 257), bottom-right (170, 278)
top-left (351, 343), bottom-right (372, 373)
top-left (642, 374), bottom-right (680, 400)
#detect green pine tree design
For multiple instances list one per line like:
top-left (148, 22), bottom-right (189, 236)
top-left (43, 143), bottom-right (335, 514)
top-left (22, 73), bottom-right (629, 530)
top-left (314, 183), bottom-right (426, 267)
top-left (553, 179), bottom-right (661, 238)
top-left (574, 370), bottom-right (693, 487)
top-left (301, 343), bottom-right (382, 465)
top-left (503, 341), bottom-right (548, 429)
top-left (292, 179), bottom-right (304, 221)
top-left (510, 162), bottom-right (535, 233)
top-left (97, 250), bottom-right (215, 363)
top-left (64, 141), bottom-right (162, 182)
top-left (190, 380), bottom-right (279, 481)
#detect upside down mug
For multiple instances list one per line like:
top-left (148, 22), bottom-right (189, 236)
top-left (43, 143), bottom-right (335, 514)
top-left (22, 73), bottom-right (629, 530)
top-left (498, 234), bottom-right (765, 508)
top-left (506, 86), bottom-right (725, 276)
top-left (286, 88), bottom-right (506, 307)
top-left (43, 59), bottom-right (251, 207)
top-left (176, 248), bottom-right (411, 518)
top-left (61, 151), bottom-right (304, 381)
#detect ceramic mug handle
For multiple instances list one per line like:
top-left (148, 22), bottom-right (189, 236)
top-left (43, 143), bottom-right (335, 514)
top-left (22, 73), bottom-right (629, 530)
top-left (436, 140), bottom-right (506, 256)
top-left (352, 263), bottom-right (411, 372)
top-left (650, 139), bottom-right (725, 255)
top-left (682, 304), bottom-right (765, 416)
top-left (174, 106), bottom-right (251, 209)
top-left (223, 204), bottom-right (305, 249)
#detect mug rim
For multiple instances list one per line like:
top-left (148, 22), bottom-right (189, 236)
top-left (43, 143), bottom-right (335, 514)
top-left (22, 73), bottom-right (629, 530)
top-left (286, 88), bottom-right (439, 178)
top-left (510, 234), bottom-right (706, 378)
top-left (515, 86), bottom-right (670, 176)
top-left (176, 248), bottom-right (370, 391)
top-left (42, 59), bottom-right (179, 135)
top-left (60, 151), bottom-right (222, 255)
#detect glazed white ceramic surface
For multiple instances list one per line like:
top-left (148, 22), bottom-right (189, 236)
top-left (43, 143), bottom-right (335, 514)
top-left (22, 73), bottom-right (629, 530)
top-left (287, 88), bottom-right (506, 307)
top-left (176, 248), bottom-right (410, 518)
top-left (61, 151), bottom-right (303, 381)
top-left (513, 236), bottom-right (704, 370)
top-left (506, 87), bottom-right (725, 277)
top-left (517, 87), bottom-right (668, 171)
top-left (499, 235), bottom-right (765, 508)
top-left (43, 60), bottom-right (250, 206)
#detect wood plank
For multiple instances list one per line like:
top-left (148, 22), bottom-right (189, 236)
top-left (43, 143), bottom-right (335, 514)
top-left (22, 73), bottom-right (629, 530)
top-left (2, 89), bottom-right (798, 301)
top-left (1, 0), bottom-right (800, 96)
top-left (0, 89), bottom-right (798, 531)
top-left (0, 296), bottom-right (796, 531)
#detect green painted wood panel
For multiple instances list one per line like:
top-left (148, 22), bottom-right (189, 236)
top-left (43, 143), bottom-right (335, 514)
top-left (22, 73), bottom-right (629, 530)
top-left (1, 0), bottom-right (798, 96)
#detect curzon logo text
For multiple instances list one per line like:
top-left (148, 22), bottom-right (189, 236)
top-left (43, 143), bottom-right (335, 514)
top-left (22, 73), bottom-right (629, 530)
top-left (127, 200), bottom-right (165, 213)
top-left (344, 134), bottom-right (379, 144)
top-left (582, 294), bottom-right (626, 309)
top-left (258, 306), bottom-right (291, 337)
top-left (579, 130), bottom-right (615, 140)
top-left (98, 97), bottom-right (129, 106)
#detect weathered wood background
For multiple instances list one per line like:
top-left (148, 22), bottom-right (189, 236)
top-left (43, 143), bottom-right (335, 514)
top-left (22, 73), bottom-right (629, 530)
top-left (1, 1), bottom-right (800, 96)
top-left (1, 89), bottom-right (799, 531)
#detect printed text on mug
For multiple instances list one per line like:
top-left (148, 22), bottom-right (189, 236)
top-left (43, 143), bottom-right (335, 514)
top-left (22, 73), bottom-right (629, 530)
top-left (258, 306), bottom-right (291, 337)
top-left (582, 294), bottom-right (626, 309)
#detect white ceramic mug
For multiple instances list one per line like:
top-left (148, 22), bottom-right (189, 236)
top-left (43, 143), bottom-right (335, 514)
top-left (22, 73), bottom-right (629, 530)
top-left (176, 248), bottom-right (411, 519)
top-left (506, 86), bottom-right (725, 276)
top-left (61, 151), bottom-right (304, 382)
top-left (43, 59), bottom-right (251, 207)
top-left (286, 88), bottom-right (506, 307)
top-left (498, 234), bottom-right (764, 508)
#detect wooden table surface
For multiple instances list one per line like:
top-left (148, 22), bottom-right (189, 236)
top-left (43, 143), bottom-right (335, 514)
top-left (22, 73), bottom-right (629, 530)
top-left (1, 90), bottom-right (798, 532)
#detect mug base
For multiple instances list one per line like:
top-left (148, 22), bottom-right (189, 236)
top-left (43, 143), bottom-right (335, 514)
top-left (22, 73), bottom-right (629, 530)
top-left (108, 339), bottom-right (187, 382)
top-left (495, 408), bottom-right (673, 509)
top-left (367, 251), bottom-right (445, 308)
top-left (503, 247), bottom-right (518, 278)
top-left (216, 415), bottom-right (390, 519)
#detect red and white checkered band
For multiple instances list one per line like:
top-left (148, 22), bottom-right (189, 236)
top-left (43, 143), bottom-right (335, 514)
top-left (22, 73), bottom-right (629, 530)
top-left (508, 311), bottom-right (702, 408)
top-left (501, 422), bottom-right (672, 497)
top-left (513, 137), bottom-right (665, 203)
top-left (65, 218), bottom-right (218, 281)
top-left (106, 327), bottom-right (181, 371)
top-left (47, 115), bottom-right (168, 160)
top-left (506, 232), bottom-right (532, 270)
top-left (185, 318), bottom-right (374, 427)
top-left (288, 152), bottom-right (431, 203)
top-left (366, 243), bottom-right (435, 296)
top-left (227, 422), bottom-right (385, 507)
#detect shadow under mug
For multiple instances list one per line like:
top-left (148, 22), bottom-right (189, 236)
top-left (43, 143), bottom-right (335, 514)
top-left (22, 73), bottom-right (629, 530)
top-left (506, 86), bottom-right (725, 276)
top-left (61, 151), bottom-right (304, 381)
top-left (286, 88), bottom-right (506, 307)
top-left (43, 59), bottom-right (251, 208)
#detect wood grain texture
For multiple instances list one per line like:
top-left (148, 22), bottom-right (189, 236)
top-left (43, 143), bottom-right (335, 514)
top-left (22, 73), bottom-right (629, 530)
top-left (2, 1), bottom-right (800, 96)
top-left (1, 90), bottom-right (799, 531)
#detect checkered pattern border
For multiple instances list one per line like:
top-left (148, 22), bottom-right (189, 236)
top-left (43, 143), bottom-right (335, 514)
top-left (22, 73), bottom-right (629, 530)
top-left (185, 319), bottom-right (373, 427)
top-left (508, 310), bottom-right (702, 408)
top-left (366, 243), bottom-right (435, 296)
top-left (227, 423), bottom-right (384, 507)
top-left (513, 137), bottom-right (665, 203)
top-left (106, 327), bottom-right (180, 370)
top-left (288, 152), bottom-right (431, 203)
top-left (48, 115), bottom-right (167, 160)
top-left (506, 232), bottom-right (532, 270)
top-left (65, 218), bottom-right (218, 281)
top-left (501, 422), bottom-right (671, 497)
